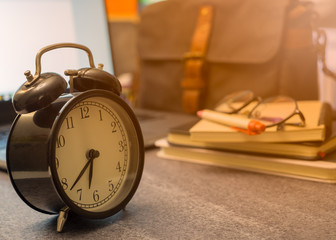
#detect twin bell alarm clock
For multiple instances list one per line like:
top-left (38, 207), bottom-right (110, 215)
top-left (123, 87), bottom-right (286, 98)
top-left (6, 43), bottom-right (144, 232)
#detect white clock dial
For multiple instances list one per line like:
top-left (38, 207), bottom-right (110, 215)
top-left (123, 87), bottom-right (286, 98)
top-left (55, 97), bottom-right (130, 212)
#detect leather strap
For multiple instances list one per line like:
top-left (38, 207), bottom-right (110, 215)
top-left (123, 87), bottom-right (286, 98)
top-left (181, 5), bottom-right (213, 114)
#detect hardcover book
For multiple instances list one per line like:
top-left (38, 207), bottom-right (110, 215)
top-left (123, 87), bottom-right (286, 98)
top-left (190, 101), bottom-right (331, 143)
top-left (156, 138), bottom-right (336, 183)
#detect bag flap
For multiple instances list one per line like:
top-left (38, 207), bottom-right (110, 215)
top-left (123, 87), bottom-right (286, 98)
top-left (138, 0), bottom-right (288, 64)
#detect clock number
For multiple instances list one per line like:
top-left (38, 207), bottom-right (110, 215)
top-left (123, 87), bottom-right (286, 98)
top-left (108, 180), bottom-right (114, 191)
top-left (77, 189), bottom-right (82, 201)
top-left (99, 110), bottom-right (103, 121)
top-left (80, 106), bottom-right (90, 119)
top-left (66, 116), bottom-right (74, 129)
top-left (116, 161), bottom-right (121, 172)
top-left (61, 178), bottom-right (68, 190)
top-left (57, 135), bottom-right (66, 148)
top-left (93, 190), bottom-right (99, 202)
top-left (55, 157), bottom-right (59, 169)
top-left (118, 141), bottom-right (125, 152)
top-left (111, 121), bottom-right (117, 133)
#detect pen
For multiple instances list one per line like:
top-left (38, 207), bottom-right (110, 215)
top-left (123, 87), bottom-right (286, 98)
top-left (197, 109), bottom-right (266, 135)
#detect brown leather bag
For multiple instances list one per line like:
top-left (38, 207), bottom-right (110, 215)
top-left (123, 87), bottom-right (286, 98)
top-left (136, 0), bottom-right (321, 113)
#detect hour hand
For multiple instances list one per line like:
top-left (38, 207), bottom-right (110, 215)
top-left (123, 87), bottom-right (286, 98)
top-left (89, 158), bottom-right (93, 189)
top-left (88, 149), bottom-right (100, 189)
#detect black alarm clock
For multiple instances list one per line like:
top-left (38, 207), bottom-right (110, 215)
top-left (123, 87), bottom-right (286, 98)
top-left (6, 43), bottom-right (144, 232)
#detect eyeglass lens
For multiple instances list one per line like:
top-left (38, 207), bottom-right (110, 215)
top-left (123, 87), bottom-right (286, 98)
top-left (249, 96), bottom-right (298, 127)
top-left (215, 90), bottom-right (255, 113)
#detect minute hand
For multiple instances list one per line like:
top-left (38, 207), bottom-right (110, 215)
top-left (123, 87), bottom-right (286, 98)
top-left (70, 149), bottom-right (99, 191)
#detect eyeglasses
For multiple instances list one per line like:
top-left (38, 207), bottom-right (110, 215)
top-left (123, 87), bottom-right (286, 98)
top-left (215, 90), bottom-right (306, 130)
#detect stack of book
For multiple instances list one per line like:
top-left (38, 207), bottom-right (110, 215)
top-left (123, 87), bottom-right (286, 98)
top-left (155, 101), bottom-right (336, 183)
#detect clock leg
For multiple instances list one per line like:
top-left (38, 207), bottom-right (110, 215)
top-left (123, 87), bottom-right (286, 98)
top-left (57, 206), bottom-right (70, 233)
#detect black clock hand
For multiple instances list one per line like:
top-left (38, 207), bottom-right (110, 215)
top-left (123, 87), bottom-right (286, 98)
top-left (70, 149), bottom-right (99, 191)
top-left (89, 149), bottom-right (100, 189)
top-left (89, 158), bottom-right (93, 189)
top-left (70, 158), bottom-right (92, 191)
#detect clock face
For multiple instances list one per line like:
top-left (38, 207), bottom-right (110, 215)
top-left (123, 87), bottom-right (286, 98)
top-left (51, 91), bottom-right (143, 217)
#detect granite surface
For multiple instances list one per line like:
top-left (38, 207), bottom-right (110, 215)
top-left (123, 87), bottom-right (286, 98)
top-left (1, 149), bottom-right (336, 239)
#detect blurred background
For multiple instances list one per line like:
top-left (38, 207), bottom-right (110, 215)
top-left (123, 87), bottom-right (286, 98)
top-left (105, 0), bottom-right (336, 108)
top-left (0, 0), bottom-right (335, 108)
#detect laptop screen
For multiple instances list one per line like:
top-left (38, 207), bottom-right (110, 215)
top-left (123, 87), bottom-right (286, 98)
top-left (0, 0), bottom-right (113, 122)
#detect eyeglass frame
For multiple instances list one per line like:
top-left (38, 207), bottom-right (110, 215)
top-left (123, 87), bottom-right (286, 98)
top-left (217, 90), bottom-right (306, 130)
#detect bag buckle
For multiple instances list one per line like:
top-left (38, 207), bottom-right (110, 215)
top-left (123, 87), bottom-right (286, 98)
top-left (183, 51), bottom-right (205, 60)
